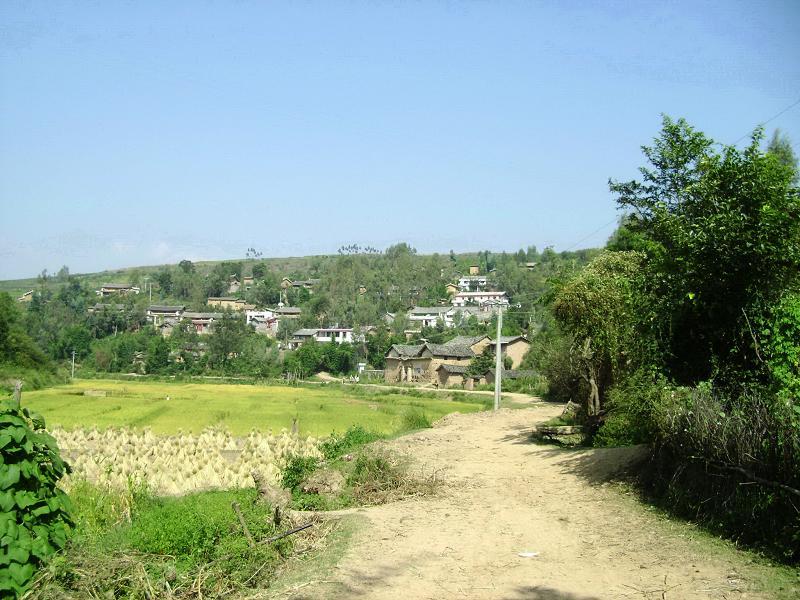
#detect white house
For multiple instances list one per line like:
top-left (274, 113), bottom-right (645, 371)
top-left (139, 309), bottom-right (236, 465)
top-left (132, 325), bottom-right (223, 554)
top-left (147, 305), bottom-right (186, 326)
top-left (97, 283), bottom-right (140, 297)
top-left (457, 275), bottom-right (489, 291)
top-left (288, 327), bottom-right (356, 350)
top-left (451, 291), bottom-right (509, 308)
top-left (407, 306), bottom-right (454, 329)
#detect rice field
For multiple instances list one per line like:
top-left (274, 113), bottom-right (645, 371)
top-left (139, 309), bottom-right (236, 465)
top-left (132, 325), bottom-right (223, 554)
top-left (22, 379), bottom-right (485, 437)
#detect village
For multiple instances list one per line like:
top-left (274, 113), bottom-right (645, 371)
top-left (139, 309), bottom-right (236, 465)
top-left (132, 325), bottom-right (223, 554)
top-left (25, 262), bottom-right (533, 388)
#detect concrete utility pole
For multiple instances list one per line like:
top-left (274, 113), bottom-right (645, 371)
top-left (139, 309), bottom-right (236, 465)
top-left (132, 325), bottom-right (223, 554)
top-left (494, 306), bottom-right (503, 411)
top-left (71, 350), bottom-right (76, 380)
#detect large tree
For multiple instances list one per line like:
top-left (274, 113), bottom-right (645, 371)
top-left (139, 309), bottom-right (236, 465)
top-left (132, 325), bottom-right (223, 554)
top-left (609, 117), bottom-right (800, 388)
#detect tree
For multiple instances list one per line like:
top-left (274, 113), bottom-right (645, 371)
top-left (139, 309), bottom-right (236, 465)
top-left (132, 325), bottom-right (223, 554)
top-left (466, 346), bottom-right (495, 378)
top-left (178, 260), bottom-right (195, 274)
top-left (208, 313), bottom-right (248, 372)
top-left (145, 336), bottom-right (170, 374)
top-left (551, 251), bottom-right (645, 415)
top-left (154, 269), bottom-right (173, 296)
top-left (251, 262), bottom-right (267, 279)
top-left (610, 116), bottom-right (800, 388)
top-left (766, 129), bottom-right (798, 184)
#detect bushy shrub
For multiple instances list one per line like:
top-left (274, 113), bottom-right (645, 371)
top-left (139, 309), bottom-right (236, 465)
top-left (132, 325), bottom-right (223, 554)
top-left (280, 456), bottom-right (320, 492)
top-left (593, 370), bottom-right (675, 447)
top-left (0, 396), bottom-right (73, 597)
top-left (400, 408), bottom-right (431, 431)
top-left (320, 426), bottom-right (381, 460)
top-left (643, 385), bottom-right (800, 561)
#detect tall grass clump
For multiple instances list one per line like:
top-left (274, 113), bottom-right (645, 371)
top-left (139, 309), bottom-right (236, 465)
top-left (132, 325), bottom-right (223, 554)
top-left (400, 407), bottom-right (431, 431)
top-left (639, 384), bottom-right (800, 561)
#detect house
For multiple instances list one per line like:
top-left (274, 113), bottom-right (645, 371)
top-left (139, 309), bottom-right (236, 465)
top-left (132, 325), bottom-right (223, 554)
top-left (524, 262), bottom-right (537, 271)
top-left (280, 278), bottom-right (319, 291)
top-left (288, 327), bottom-right (356, 350)
top-left (384, 338), bottom-right (477, 383)
top-left (207, 297), bottom-right (253, 311)
top-left (457, 275), bottom-right (489, 292)
top-left (17, 290), bottom-right (35, 302)
top-left (493, 335), bottom-right (531, 368)
top-left (445, 283), bottom-right (459, 296)
top-left (147, 305), bottom-right (185, 326)
top-left (227, 277), bottom-right (241, 294)
top-left (182, 312), bottom-right (223, 335)
top-left (273, 305), bottom-right (301, 318)
top-left (435, 364), bottom-right (470, 388)
top-left (96, 283), bottom-right (140, 297)
top-left (87, 303), bottom-right (126, 314)
top-left (468, 265), bottom-right (480, 276)
top-left (407, 306), bottom-right (454, 329)
top-left (242, 276), bottom-right (254, 291)
top-left (246, 309), bottom-right (280, 335)
top-left (451, 291), bottom-right (509, 308)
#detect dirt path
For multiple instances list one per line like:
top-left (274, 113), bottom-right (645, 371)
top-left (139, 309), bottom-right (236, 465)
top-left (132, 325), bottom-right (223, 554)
top-left (282, 404), bottom-right (790, 600)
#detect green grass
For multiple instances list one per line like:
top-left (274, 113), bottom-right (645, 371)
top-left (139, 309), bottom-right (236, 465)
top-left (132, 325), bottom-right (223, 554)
top-left (28, 484), bottom-right (290, 598)
top-left (19, 379), bottom-right (483, 436)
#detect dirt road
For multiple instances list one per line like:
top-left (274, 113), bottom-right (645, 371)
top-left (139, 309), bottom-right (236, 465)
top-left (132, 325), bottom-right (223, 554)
top-left (283, 404), bottom-right (792, 599)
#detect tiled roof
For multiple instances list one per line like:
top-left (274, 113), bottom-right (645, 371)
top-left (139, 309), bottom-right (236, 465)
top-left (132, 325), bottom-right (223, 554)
top-left (148, 305), bottom-right (185, 312)
top-left (448, 335), bottom-right (488, 347)
top-left (388, 344), bottom-right (425, 358)
top-left (409, 306), bottom-right (452, 315)
top-left (293, 329), bottom-right (319, 337)
top-left (436, 364), bottom-right (468, 374)
top-left (424, 342), bottom-right (474, 358)
top-left (183, 312), bottom-right (223, 320)
top-left (492, 336), bottom-right (528, 344)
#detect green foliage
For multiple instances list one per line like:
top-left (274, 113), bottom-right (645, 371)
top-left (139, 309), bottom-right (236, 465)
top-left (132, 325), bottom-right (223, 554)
top-left (766, 129), bottom-right (798, 184)
top-left (320, 426), bottom-right (382, 460)
top-left (145, 336), bottom-right (170, 374)
top-left (400, 407), bottom-right (431, 430)
top-left (208, 312), bottom-right (249, 372)
top-left (29, 486), bottom-right (286, 598)
top-left (642, 385), bottom-right (800, 561)
top-left (610, 117), bottom-right (800, 388)
top-left (759, 292), bottom-right (800, 404)
top-left (280, 456), bottom-right (320, 492)
top-left (0, 294), bottom-right (50, 370)
top-left (0, 398), bottom-right (73, 597)
top-left (128, 490), bottom-right (277, 567)
top-left (550, 251), bottom-right (645, 411)
top-left (466, 346), bottom-right (495, 378)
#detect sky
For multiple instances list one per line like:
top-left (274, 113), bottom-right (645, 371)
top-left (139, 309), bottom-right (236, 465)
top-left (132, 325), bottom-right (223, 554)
top-left (1, 1), bottom-right (799, 280)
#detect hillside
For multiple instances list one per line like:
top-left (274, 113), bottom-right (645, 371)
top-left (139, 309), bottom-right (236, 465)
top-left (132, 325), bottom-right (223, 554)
top-left (0, 249), bottom-right (520, 299)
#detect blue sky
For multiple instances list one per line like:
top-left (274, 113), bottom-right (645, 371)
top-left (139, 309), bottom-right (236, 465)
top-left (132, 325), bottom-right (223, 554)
top-left (1, 1), bottom-right (798, 279)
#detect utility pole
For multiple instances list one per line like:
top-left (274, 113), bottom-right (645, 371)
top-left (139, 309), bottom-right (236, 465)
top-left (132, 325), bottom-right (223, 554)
top-left (71, 350), bottom-right (76, 380)
top-left (494, 306), bottom-right (503, 411)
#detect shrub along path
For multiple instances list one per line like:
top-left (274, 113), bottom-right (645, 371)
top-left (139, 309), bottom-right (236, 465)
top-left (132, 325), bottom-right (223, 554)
top-left (275, 404), bottom-right (798, 599)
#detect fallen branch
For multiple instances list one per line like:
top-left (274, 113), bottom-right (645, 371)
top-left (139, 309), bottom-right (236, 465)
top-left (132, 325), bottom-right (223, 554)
top-left (690, 456), bottom-right (800, 498)
top-left (261, 522), bottom-right (314, 545)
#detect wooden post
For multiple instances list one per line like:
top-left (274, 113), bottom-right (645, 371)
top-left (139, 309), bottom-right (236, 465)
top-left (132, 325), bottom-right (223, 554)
top-left (11, 380), bottom-right (22, 410)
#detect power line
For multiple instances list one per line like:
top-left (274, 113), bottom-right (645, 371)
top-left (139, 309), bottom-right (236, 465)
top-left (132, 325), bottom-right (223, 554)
top-left (562, 217), bottom-right (620, 252)
top-left (731, 96), bottom-right (800, 146)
